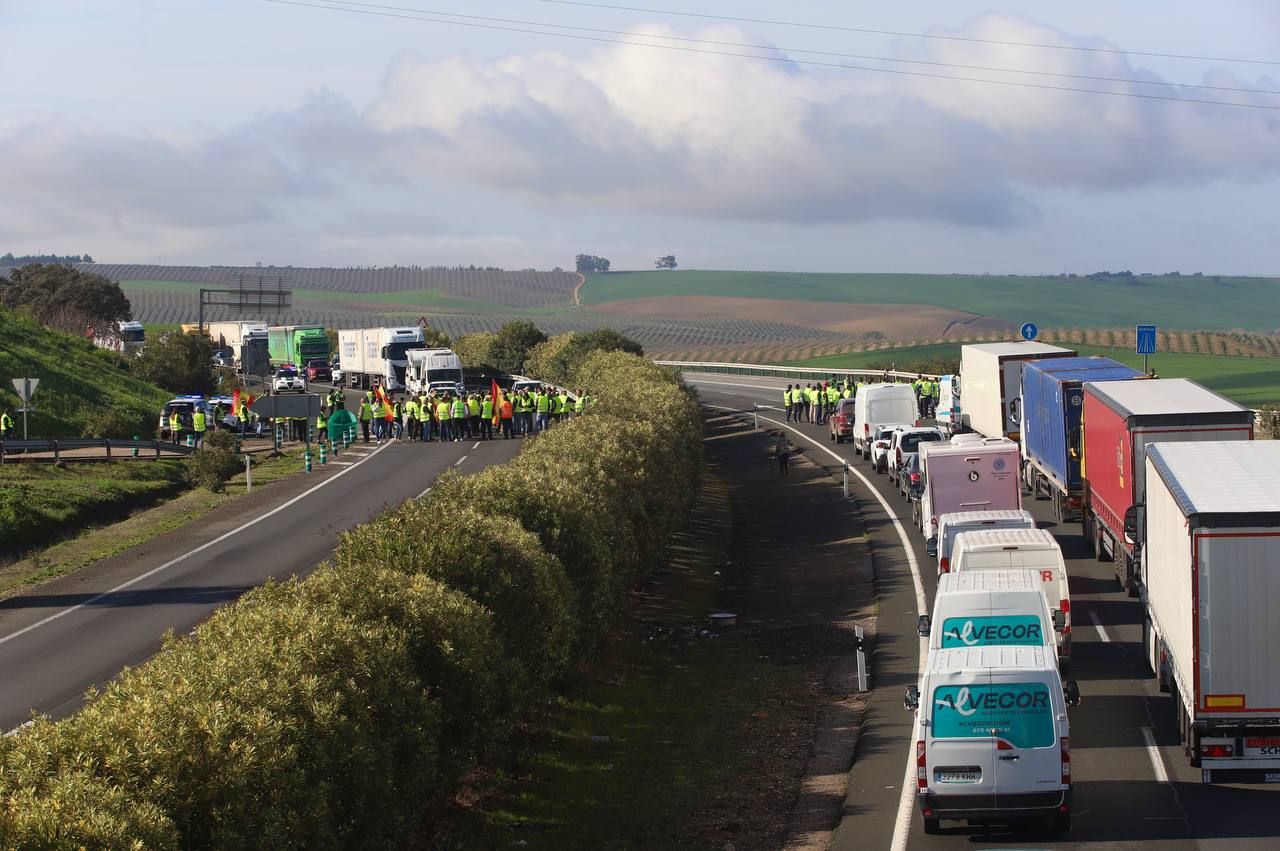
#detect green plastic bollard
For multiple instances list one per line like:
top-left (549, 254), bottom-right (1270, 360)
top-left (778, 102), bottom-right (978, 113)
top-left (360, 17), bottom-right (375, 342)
top-left (304, 449), bottom-right (312, 473)
top-left (186, 433), bottom-right (195, 448)
top-left (132, 435), bottom-right (139, 458)
top-left (319, 443), bottom-right (328, 465)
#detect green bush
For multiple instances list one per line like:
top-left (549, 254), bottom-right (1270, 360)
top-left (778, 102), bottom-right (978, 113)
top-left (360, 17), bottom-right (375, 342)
top-left (182, 430), bottom-right (241, 491)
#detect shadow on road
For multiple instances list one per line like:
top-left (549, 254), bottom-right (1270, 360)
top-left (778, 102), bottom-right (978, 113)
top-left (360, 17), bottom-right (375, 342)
top-left (0, 585), bottom-right (254, 610)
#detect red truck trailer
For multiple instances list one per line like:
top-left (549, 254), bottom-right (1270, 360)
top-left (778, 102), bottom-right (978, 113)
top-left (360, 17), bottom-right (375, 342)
top-left (1081, 378), bottom-right (1252, 595)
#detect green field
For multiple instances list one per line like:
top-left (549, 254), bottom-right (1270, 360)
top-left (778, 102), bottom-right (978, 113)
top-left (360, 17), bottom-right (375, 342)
top-left (784, 342), bottom-right (1280, 406)
top-left (583, 271), bottom-right (1280, 332)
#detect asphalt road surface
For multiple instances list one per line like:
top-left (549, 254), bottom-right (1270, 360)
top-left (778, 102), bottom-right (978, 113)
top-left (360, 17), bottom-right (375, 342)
top-left (0, 384), bottom-right (522, 732)
top-left (687, 372), bottom-right (1280, 850)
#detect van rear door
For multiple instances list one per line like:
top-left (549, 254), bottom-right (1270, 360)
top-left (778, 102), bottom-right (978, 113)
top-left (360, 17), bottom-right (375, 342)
top-left (986, 675), bottom-right (1061, 805)
top-left (928, 669), bottom-right (997, 796)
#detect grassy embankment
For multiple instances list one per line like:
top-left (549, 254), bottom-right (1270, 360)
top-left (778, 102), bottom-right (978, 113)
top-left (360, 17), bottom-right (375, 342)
top-left (784, 342), bottom-right (1280, 407)
top-left (582, 270), bottom-right (1280, 332)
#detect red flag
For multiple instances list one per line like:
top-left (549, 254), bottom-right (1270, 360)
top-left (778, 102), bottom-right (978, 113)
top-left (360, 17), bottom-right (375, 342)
top-left (232, 388), bottom-right (241, 415)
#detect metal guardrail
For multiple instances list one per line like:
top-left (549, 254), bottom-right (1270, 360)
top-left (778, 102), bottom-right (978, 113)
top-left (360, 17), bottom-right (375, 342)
top-left (653, 360), bottom-right (941, 382)
top-left (0, 438), bottom-right (196, 463)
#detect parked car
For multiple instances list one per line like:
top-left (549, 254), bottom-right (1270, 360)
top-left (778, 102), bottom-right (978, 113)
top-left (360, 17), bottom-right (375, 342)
top-left (272, 365), bottom-right (307, 393)
top-left (887, 426), bottom-right (945, 486)
top-left (870, 423), bottom-right (911, 474)
top-left (305, 358), bottom-right (332, 383)
top-left (828, 398), bottom-right (857, 443)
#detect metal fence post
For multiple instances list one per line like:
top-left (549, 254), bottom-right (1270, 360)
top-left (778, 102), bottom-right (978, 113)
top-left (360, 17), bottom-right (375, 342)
top-left (843, 462), bottom-right (850, 499)
top-left (753, 403), bottom-right (759, 430)
top-left (245, 455), bottom-right (252, 493)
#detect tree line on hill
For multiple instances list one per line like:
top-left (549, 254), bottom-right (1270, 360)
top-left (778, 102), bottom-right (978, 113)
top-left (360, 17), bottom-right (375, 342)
top-left (1, 252), bottom-right (94, 266)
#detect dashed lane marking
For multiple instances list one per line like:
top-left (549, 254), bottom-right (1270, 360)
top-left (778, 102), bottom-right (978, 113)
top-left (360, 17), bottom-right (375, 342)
top-left (472, 441), bottom-right (481, 449)
top-left (1090, 610), bottom-right (1112, 643)
top-left (455, 455), bottom-right (468, 467)
top-left (1142, 726), bottom-right (1171, 784)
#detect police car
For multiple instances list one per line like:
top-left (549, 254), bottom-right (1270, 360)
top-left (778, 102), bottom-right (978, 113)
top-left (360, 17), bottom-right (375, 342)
top-left (272, 365), bottom-right (308, 393)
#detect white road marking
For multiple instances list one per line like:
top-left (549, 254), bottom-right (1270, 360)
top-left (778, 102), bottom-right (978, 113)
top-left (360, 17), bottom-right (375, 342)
top-left (454, 455), bottom-right (468, 467)
top-left (0, 441), bottom-right (395, 647)
top-left (472, 441), bottom-right (481, 449)
top-left (1090, 610), bottom-right (1112, 643)
top-left (1142, 726), bottom-right (1170, 784)
top-left (704, 402), bottom-right (928, 851)
top-left (328, 461), bottom-right (355, 466)
top-left (416, 485), bottom-right (433, 499)
top-left (4, 719), bottom-right (34, 737)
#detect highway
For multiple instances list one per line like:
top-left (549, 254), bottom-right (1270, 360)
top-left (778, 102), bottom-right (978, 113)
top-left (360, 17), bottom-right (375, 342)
top-left (687, 373), bottom-right (1280, 849)
top-left (0, 385), bottom-right (521, 732)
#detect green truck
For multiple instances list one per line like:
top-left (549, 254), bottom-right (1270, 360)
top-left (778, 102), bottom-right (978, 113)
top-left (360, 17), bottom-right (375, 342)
top-left (267, 325), bottom-right (330, 368)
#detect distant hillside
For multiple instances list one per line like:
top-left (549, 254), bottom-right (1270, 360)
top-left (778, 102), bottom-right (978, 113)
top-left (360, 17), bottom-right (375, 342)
top-left (0, 307), bottom-right (170, 438)
top-left (581, 271), bottom-right (1280, 334)
top-left (88, 263), bottom-right (579, 308)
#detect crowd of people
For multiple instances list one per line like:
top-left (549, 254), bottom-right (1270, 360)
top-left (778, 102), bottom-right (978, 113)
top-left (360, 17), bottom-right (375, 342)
top-left (781, 373), bottom-right (941, 424)
top-left (331, 384), bottom-right (590, 445)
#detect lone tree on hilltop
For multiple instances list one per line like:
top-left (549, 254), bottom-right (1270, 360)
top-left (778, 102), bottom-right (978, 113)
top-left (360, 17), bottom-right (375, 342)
top-left (654, 255), bottom-right (677, 270)
top-left (0, 262), bottom-right (130, 336)
top-left (574, 254), bottom-right (610, 274)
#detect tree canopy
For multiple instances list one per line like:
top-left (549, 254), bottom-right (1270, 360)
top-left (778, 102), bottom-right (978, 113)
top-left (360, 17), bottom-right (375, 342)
top-left (490, 320), bottom-right (547, 374)
top-left (0, 263), bottom-right (130, 336)
top-left (654, 255), bottom-right (677, 270)
top-left (574, 254), bottom-right (610, 274)
top-left (133, 330), bottom-right (216, 395)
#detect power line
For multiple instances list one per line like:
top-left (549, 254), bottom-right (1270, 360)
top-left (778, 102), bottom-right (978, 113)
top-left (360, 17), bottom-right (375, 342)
top-left (537, 0), bottom-right (1280, 67)
top-left (265, 0), bottom-right (1280, 111)
top-left (302, 0), bottom-right (1280, 95)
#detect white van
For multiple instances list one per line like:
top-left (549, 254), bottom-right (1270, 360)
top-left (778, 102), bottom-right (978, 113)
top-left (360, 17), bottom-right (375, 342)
top-left (949, 528), bottom-right (1072, 665)
top-left (853, 383), bottom-right (917, 459)
top-left (904, 645), bottom-right (1079, 835)
top-left (919, 569), bottom-right (1063, 653)
top-left (932, 509), bottom-right (1036, 574)
top-left (919, 436), bottom-right (1022, 544)
top-left (937, 374), bottom-right (961, 436)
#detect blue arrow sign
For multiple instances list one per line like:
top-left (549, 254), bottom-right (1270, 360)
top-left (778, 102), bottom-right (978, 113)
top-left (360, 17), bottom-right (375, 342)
top-left (1020, 322), bottom-right (1038, 341)
top-left (1136, 325), bottom-right (1157, 355)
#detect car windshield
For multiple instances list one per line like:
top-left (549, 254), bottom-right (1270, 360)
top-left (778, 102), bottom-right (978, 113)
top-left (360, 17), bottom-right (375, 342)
top-left (901, 432), bottom-right (942, 452)
top-left (307, 360), bottom-right (326, 368)
top-left (278, 369), bottom-right (297, 378)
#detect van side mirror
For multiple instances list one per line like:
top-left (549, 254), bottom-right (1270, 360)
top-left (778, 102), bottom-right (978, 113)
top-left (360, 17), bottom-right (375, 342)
top-left (1053, 610), bottom-right (1067, 631)
top-left (1064, 680), bottom-right (1081, 708)
top-left (917, 615), bottom-right (931, 637)
top-left (904, 685), bottom-right (920, 712)
top-left (1124, 505), bottom-right (1143, 547)
top-left (925, 537), bottom-right (938, 557)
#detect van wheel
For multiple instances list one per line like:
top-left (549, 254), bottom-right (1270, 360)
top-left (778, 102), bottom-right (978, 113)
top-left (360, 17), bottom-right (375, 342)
top-left (923, 816), bottom-right (940, 835)
top-left (1049, 812), bottom-right (1071, 834)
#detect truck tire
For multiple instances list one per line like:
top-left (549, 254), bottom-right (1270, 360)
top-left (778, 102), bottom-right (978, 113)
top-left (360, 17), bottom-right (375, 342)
top-left (923, 816), bottom-right (940, 836)
top-left (1125, 554), bottom-right (1139, 597)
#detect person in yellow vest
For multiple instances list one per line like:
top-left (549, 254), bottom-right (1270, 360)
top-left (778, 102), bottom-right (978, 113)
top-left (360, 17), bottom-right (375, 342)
top-left (574, 390), bottom-right (586, 416)
top-left (436, 395), bottom-right (453, 442)
top-left (370, 398), bottom-right (385, 442)
top-left (0, 409), bottom-right (13, 440)
top-left (450, 393), bottom-right (467, 442)
top-left (467, 393), bottom-right (481, 439)
top-left (168, 411), bottom-right (182, 444)
top-left (535, 387), bottom-right (552, 432)
top-left (481, 393), bottom-right (494, 440)
top-left (557, 389), bottom-right (571, 422)
top-left (784, 384), bottom-right (794, 422)
top-left (404, 396), bottom-right (418, 441)
top-left (191, 408), bottom-right (207, 448)
top-left (316, 409), bottom-right (328, 445)
top-left (358, 397), bottom-right (373, 443)
top-left (237, 402), bottom-right (249, 436)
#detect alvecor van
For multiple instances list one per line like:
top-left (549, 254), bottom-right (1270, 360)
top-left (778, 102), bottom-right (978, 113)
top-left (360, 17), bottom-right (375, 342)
top-left (919, 569), bottom-right (1064, 653)
top-left (949, 528), bottom-right (1072, 666)
top-left (904, 645), bottom-right (1080, 835)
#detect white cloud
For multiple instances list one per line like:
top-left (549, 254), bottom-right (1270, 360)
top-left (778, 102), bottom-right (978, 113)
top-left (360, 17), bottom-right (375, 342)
top-left (1, 12), bottom-right (1278, 265)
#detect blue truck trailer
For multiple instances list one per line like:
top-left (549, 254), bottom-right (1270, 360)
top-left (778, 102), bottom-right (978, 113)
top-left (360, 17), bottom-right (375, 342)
top-left (1020, 356), bottom-right (1146, 522)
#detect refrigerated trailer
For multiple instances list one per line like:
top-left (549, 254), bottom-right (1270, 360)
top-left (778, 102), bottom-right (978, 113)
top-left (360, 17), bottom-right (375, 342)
top-left (1020, 357), bottom-right (1146, 522)
top-left (207, 322), bottom-right (269, 374)
top-left (1142, 441), bottom-right (1280, 784)
top-left (959, 342), bottom-right (1076, 441)
top-left (1081, 378), bottom-right (1252, 595)
top-left (336, 327), bottom-right (425, 391)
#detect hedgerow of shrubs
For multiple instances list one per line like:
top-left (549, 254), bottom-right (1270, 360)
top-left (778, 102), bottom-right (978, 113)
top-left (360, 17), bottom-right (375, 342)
top-left (0, 349), bottom-right (702, 847)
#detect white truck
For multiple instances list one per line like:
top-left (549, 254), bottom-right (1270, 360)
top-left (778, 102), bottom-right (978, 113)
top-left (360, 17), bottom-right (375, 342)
top-left (406, 348), bottom-right (465, 395)
top-left (1142, 441), bottom-right (1280, 783)
top-left (337, 327), bottom-right (425, 391)
top-left (958, 342), bottom-right (1076, 440)
top-left (206, 322), bottom-right (269, 374)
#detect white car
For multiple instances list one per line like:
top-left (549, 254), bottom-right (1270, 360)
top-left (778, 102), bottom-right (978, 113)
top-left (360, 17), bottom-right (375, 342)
top-left (272, 366), bottom-right (308, 393)
top-left (870, 423), bottom-right (911, 474)
top-left (887, 426), bottom-right (945, 486)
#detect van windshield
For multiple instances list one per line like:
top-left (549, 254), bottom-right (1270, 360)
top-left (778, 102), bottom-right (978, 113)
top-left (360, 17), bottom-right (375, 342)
top-left (939, 615), bottom-right (1046, 649)
top-left (931, 682), bottom-right (1054, 748)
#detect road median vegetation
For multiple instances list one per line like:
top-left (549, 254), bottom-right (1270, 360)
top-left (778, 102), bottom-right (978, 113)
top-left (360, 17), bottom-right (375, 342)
top-left (0, 350), bottom-right (701, 849)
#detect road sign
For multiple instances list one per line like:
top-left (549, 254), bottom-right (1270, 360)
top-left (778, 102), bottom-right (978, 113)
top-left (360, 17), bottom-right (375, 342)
top-left (1136, 325), bottom-right (1157, 355)
top-left (1020, 322), bottom-right (1038, 341)
top-left (251, 393), bottom-right (322, 421)
top-left (11, 378), bottom-right (39, 403)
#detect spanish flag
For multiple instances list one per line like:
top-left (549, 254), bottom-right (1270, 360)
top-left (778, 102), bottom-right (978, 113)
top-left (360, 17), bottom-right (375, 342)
top-left (232, 388), bottom-right (241, 415)
top-left (376, 385), bottom-right (394, 421)
top-left (491, 379), bottom-right (505, 426)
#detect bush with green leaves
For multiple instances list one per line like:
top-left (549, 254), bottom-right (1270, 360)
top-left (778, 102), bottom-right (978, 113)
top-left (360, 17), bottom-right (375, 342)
top-left (182, 428), bottom-right (241, 491)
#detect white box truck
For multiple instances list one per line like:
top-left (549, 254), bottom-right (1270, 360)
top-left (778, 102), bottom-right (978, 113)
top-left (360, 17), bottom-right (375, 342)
top-left (207, 322), bottom-right (269, 374)
top-left (406, 348), bottom-right (465, 395)
top-left (959, 342), bottom-right (1076, 440)
top-left (1142, 441), bottom-right (1280, 783)
top-left (337, 327), bottom-right (425, 391)
top-left (904, 645), bottom-right (1079, 835)
top-left (918, 436), bottom-right (1022, 545)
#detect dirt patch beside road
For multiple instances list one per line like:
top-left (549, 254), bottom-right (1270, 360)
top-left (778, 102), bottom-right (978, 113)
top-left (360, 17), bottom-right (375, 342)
top-left (589, 295), bottom-right (1000, 340)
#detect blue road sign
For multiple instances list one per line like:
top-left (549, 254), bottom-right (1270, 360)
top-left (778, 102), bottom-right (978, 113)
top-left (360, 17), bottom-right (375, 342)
top-left (1020, 322), bottom-right (1038, 341)
top-left (1136, 325), bottom-right (1157, 355)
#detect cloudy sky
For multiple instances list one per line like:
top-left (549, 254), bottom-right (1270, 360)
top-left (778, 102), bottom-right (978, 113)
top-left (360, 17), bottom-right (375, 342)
top-left (2, 0), bottom-right (1278, 273)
